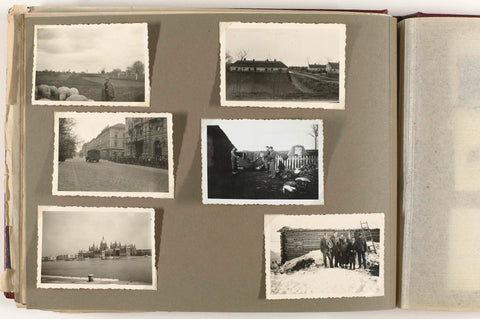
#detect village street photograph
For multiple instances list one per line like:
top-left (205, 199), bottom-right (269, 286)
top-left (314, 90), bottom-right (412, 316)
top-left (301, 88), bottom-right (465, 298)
top-left (33, 23), bottom-right (149, 106)
top-left (53, 112), bottom-right (173, 197)
top-left (265, 214), bottom-right (384, 299)
top-left (37, 206), bottom-right (156, 290)
top-left (202, 119), bottom-right (324, 205)
top-left (220, 22), bottom-right (346, 108)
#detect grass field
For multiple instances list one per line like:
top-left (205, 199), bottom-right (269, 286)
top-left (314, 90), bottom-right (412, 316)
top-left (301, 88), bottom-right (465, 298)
top-left (225, 70), bottom-right (339, 101)
top-left (35, 71), bottom-right (145, 102)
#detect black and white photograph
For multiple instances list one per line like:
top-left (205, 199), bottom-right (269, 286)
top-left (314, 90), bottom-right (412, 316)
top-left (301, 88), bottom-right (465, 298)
top-left (32, 23), bottom-right (150, 106)
top-left (265, 214), bottom-right (384, 299)
top-left (37, 206), bottom-right (156, 290)
top-left (220, 22), bottom-right (346, 108)
top-left (53, 112), bottom-right (174, 197)
top-left (202, 119), bottom-right (324, 205)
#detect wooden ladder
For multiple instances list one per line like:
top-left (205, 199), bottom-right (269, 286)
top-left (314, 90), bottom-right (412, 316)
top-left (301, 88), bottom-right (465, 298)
top-left (360, 221), bottom-right (377, 253)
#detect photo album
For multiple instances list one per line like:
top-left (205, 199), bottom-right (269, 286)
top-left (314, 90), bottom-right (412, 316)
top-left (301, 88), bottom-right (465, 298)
top-left (1, 5), bottom-right (479, 312)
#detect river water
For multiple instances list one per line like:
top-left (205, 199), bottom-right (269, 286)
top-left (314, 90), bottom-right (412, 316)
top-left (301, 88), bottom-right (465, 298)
top-left (42, 257), bottom-right (152, 284)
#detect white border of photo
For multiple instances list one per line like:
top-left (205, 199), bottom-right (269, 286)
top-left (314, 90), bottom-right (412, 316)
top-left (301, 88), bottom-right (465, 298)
top-left (201, 118), bottom-right (324, 205)
top-left (219, 22), bottom-right (346, 109)
top-left (264, 213), bottom-right (385, 299)
top-left (32, 23), bottom-right (150, 107)
top-left (52, 112), bottom-right (174, 198)
top-left (36, 206), bottom-right (157, 290)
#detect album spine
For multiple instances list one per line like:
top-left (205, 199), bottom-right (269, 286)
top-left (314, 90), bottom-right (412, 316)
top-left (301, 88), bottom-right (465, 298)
top-left (1, 5), bottom-right (28, 302)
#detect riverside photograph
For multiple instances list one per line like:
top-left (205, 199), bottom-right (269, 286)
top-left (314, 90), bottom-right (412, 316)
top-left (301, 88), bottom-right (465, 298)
top-left (37, 206), bottom-right (156, 290)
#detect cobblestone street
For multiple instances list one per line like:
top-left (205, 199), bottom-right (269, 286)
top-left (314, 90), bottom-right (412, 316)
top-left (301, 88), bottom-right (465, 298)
top-left (58, 157), bottom-right (169, 192)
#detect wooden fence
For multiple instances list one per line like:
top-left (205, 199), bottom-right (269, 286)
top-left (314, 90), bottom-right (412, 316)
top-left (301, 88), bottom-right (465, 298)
top-left (275, 155), bottom-right (318, 170)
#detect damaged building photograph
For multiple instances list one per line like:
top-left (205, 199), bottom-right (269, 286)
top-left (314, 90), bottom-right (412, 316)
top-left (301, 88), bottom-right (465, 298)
top-left (265, 214), bottom-right (384, 299)
top-left (202, 119), bottom-right (324, 205)
top-left (53, 112), bottom-right (173, 197)
top-left (220, 22), bottom-right (346, 108)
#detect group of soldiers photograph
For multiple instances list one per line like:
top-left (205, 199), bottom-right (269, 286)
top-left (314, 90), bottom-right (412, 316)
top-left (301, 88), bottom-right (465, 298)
top-left (320, 232), bottom-right (368, 270)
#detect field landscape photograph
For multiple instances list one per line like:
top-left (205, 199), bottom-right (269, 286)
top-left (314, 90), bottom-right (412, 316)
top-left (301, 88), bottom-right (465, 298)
top-left (220, 22), bottom-right (346, 108)
top-left (33, 23), bottom-right (149, 106)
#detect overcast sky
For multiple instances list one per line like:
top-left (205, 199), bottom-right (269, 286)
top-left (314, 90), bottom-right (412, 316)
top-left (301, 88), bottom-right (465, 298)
top-left (267, 214), bottom-right (384, 253)
top-left (36, 23), bottom-right (147, 73)
top-left (225, 23), bottom-right (342, 66)
top-left (41, 210), bottom-right (153, 257)
top-left (215, 120), bottom-right (321, 151)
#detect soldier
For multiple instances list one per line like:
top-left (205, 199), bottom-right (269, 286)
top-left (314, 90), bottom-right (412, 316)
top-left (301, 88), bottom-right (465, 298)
top-left (268, 146), bottom-right (276, 178)
top-left (348, 237), bottom-right (357, 270)
top-left (330, 232), bottom-right (340, 267)
top-left (230, 147), bottom-right (240, 175)
top-left (356, 234), bottom-right (368, 269)
top-left (101, 76), bottom-right (115, 101)
top-left (320, 233), bottom-right (333, 268)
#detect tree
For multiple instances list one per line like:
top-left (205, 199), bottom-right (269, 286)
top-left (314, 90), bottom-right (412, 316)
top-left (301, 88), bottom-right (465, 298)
top-left (58, 118), bottom-right (78, 162)
top-left (308, 124), bottom-right (319, 150)
top-left (131, 60), bottom-right (145, 80)
top-left (111, 68), bottom-right (122, 78)
top-left (236, 49), bottom-right (249, 61)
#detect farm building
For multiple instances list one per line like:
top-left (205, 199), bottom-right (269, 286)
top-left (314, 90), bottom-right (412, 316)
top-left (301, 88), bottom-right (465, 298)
top-left (228, 59), bottom-right (288, 72)
top-left (207, 125), bottom-right (235, 173)
top-left (278, 227), bottom-right (380, 264)
top-left (326, 62), bottom-right (340, 74)
top-left (308, 64), bottom-right (326, 73)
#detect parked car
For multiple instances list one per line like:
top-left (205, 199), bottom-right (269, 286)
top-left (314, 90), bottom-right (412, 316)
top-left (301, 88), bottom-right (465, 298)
top-left (85, 149), bottom-right (100, 163)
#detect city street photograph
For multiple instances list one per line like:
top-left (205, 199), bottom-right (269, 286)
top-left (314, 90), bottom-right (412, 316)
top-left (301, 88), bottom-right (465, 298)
top-left (265, 213), bottom-right (384, 299)
top-left (37, 206), bottom-right (156, 290)
top-left (32, 23), bottom-right (150, 106)
top-left (53, 112), bottom-right (173, 197)
top-left (220, 22), bottom-right (346, 108)
top-left (202, 119), bottom-right (324, 205)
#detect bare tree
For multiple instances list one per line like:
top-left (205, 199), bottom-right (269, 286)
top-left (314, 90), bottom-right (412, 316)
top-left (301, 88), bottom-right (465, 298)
top-left (308, 124), bottom-right (319, 150)
top-left (236, 49), bottom-right (249, 61)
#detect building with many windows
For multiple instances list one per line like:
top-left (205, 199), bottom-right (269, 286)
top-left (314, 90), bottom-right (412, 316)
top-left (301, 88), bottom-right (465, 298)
top-left (125, 117), bottom-right (168, 164)
top-left (81, 123), bottom-right (125, 161)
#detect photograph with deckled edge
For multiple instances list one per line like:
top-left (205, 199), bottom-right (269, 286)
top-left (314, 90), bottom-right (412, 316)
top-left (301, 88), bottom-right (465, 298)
top-left (201, 119), bottom-right (324, 205)
top-left (37, 206), bottom-right (156, 290)
top-left (265, 213), bottom-right (384, 299)
top-left (52, 112), bottom-right (174, 198)
top-left (220, 22), bottom-right (346, 109)
top-left (32, 23), bottom-right (150, 107)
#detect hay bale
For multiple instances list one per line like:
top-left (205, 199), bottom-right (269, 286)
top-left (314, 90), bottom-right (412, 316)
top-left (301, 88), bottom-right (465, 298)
top-left (36, 84), bottom-right (51, 99)
top-left (69, 87), bottom-right (79, 96)
top-left (49, 86), bottom-right (59, 100)
top-left (58, 86), bottom-right (71, 101)
top-left (66, 94), bottom-right (89, 101)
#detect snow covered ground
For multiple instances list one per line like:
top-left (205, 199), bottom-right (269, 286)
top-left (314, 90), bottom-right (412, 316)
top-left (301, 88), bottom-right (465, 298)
top-left (268, 246), bottom-right (382, 299)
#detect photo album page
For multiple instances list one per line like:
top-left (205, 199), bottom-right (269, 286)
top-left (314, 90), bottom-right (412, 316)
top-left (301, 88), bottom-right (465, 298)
top-left (5, 7), bottom-right (397, 312)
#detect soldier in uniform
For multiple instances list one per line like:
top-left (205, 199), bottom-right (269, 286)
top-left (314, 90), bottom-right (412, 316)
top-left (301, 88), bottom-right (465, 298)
top-left (320, 233), bottom-right (333, 268)
top-left (330, 232), bottom-right (340, 267)
top-left (355, 234), bottom-right (368, 269)
top-left (101, 76), bottom-right (115, 101)
top-left (348, 237), bottom-right (357, 270)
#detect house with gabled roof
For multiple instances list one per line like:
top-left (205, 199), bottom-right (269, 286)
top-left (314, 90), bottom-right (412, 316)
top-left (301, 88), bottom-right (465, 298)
top-left (326, 62), bottom-right (340, 74)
